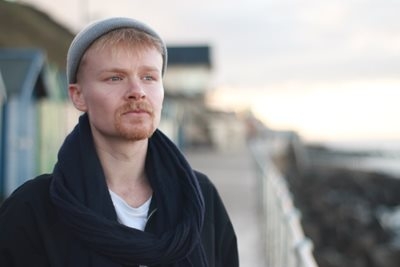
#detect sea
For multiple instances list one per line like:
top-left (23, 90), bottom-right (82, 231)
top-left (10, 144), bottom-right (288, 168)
top-left (309, 139), bottom-right (400, 178)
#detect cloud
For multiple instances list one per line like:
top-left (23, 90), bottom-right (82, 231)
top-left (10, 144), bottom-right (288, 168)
top-left (22, 0), bottom-right (400, 87)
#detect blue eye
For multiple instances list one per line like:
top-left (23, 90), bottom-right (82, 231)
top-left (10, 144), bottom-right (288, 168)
top-left (143, 75), bottom-right (155, 81)
top-left (109, 76), bottom-right (122, 81)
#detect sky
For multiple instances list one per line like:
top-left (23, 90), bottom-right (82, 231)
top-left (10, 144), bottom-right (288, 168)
top-left (20, 0), bottom-right (400, 143)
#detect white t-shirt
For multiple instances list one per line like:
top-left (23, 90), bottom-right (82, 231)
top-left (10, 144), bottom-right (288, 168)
top-left (109, 190), bottom-right (152, 231)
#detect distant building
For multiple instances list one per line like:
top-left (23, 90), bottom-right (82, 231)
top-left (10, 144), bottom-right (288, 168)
top-left (161, 45), bottom-right (215, 149)
top-left (162, 45), bottom-right (246, 151)
top-left (164, 45), bottom-right (212, 96)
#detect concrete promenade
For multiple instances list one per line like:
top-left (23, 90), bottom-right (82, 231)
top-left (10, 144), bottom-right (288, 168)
top-left (185, 148), bottom-right (267, 267)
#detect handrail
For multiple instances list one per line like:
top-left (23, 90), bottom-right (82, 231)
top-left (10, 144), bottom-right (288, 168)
top-left (249, 137), bottom-right (318, 267)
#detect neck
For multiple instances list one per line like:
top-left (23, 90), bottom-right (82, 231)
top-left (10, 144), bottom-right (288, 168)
top-left (93, 134), bottom-right (152, 208)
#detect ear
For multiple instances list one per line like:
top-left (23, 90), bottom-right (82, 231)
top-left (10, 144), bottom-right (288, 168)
top-left (68, 84), bottom-right (88, 112)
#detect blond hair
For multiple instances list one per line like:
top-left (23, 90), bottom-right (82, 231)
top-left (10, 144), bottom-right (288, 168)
top-left (77, 28), bottom-right (165, 81)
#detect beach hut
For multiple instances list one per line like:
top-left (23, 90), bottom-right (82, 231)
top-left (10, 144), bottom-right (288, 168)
top-left (0, 48), bottom-right (48, 198)
top-left (0, 72), bottom-right (6, 198)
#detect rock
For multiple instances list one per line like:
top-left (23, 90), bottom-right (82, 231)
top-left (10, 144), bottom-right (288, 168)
top-left (281, 153), bottom-right (400, 267)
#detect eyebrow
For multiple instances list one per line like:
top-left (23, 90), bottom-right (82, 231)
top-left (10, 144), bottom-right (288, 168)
top-left (98, 66), bottom-right (161, 75)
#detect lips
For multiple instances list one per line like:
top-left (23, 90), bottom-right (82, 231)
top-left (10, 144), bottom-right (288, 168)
top-left (119, 101), bottom-right (153, 117)
top-left (124, 108), bottom-right (148, 113)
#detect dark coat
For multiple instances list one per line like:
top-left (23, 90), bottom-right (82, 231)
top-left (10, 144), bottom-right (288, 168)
top-left (0, 171), bottom-right (238, 267)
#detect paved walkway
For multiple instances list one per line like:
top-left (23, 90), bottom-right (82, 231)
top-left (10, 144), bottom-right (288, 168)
top-left (185, 148), bottom-right (266, 267)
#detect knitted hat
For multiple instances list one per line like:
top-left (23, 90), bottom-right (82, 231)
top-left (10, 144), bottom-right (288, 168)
top-left (66, 17), bottom-right (167, 83)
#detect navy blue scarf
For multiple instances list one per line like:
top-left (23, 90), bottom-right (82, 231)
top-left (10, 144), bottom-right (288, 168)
top-left (50, 114), bottom-right (207, 267)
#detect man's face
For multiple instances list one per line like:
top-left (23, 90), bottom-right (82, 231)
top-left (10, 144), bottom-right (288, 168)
top-left (70, 44), bottom-right (164, 142)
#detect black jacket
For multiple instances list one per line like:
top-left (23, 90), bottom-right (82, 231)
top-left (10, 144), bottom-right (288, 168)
top-left (0, 171), bottom-right (238, 267)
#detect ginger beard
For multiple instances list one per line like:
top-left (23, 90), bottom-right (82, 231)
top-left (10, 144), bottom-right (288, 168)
top-left (114, 100), bottom-right (157, 141)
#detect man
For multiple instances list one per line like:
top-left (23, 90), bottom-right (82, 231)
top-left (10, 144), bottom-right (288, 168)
top-left (0, 17), bottom-right (238, 267)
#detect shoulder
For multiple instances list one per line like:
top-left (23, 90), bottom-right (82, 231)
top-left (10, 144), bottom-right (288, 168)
top-left (193, 170), bottom-right (220, 200)
top-left (193, 170), bottom-right (229, 219)
top-left (193, 170), bottom-right (213, 188)
top-left (0, 174), bottom-right (53, 217)
top-left (0, 173), bottom-right (55, 230)
top-left (2, 174), bottom-right (52, 205)
top-left (14, 174), bottom-right (52, 194)
top-left (193, 170), bottom-right (239, 266)
top-left (0, 175), bottom-right (55, 266)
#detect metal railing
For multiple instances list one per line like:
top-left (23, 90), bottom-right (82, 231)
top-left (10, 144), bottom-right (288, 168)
top-left (249, 136), bottom-right (318, 267)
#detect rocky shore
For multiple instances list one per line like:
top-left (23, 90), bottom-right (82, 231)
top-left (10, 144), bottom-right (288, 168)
top-left (279, 144), bottom-right (400, 267)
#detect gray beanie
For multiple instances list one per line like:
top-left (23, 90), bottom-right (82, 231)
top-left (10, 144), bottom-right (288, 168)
top-left (66, 17), bottom-right (167, 83)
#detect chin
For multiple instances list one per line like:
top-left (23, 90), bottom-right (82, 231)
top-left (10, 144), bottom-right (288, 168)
top-left (117, 125), bottom-right (156, 141)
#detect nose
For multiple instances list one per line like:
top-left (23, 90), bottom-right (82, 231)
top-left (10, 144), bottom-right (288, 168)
top-left (125, 79), bottom-right (146, 100)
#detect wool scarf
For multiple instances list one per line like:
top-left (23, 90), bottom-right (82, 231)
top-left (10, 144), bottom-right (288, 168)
top-left (50, 113), bottom-right (207, 267)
